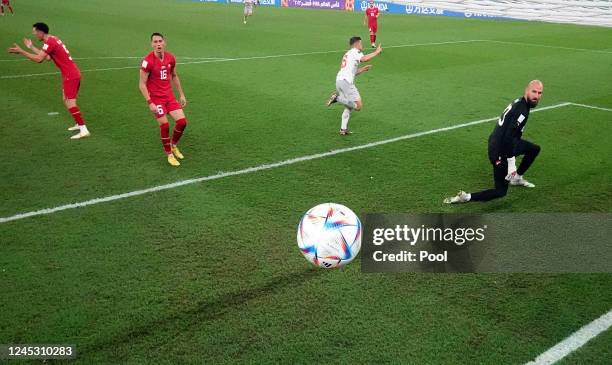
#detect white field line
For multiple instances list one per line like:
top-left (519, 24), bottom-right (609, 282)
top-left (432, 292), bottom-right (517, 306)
top-left (569, 102), bottom-right (612, 113)
top-left (178, 57), bottom-right (230, 60)
top-left (0, 58), bottom-right (235, 79)
top-left (0, 66), bottom-right (136, 79)
top-left (0, 39), bottom-right (483, 79)
top-left (3, 38), bottom-right (612, 79)
top-left (173, 39), bottom-right (487, 66)
top-left (0, 56), bottom-right (229, 63)
top-left (525, 309), bottom-right (612, 365)
top-left (2, 37), bottom-right (611, 68)
top-left (0, 101), bottom-right (577, 224)
top-left (483, 39), bottom-right (612, 55)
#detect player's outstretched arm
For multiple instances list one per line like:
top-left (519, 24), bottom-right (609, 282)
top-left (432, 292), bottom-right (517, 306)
top-left (171, 69), bottom-right (187, 107)
top-left (360, 44), bottom-right (383, 62)
top-left (7, 43), bottom-right (47, 63)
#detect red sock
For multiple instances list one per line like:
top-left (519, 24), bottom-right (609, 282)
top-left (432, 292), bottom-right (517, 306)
top-left (68, 106), bottom-right (85, 126)
top-left (171, 118), bottom-right (187, 145)
top-left (370, 35), bottom-right (375, 44)
top-left (160, 123), bottom-right (171, 155)
top-left (373, 34), bottom-right (376, 43)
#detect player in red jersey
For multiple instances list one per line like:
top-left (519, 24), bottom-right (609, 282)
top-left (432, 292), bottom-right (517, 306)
top-left (1, 0), bottom-right (14, 16)
top-left (8, 23), bottom-right (91, 139)
top-left (139, 33), bottom-right (188, 167)
top-left (364, 0), bottom-right (380, 48)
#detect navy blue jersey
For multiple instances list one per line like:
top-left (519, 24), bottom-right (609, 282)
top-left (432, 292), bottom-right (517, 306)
top-left (488, 97), bottom-right (531, 161)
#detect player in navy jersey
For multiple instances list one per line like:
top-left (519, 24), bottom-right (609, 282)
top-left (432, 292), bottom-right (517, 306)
top-left (445, 80), bottom-right (544, 204)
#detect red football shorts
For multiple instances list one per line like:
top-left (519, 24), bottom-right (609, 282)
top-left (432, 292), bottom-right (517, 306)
top-left (1, 0), bottom-right (10, 5)
top-left (368, 23), bottom-right (378, 34)
top-left (151, 95), bottom-right (182, 119)
top-left (62, 77), bottom-right (81, 100)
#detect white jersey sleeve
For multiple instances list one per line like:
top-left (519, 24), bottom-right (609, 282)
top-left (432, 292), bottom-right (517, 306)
top-left (336, 48), bottom-right (363, 84)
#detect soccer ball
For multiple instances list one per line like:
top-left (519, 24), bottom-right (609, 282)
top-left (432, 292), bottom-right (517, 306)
top-left (297, 203), bottom-right (362, 269)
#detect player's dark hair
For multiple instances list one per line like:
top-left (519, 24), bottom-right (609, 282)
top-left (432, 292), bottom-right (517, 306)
top-left (151, 32), bottom-right (164, 40)
top-left (33, 23), bottom-right (49, 34)
top-left (349, 36), bottom-right (361, 46)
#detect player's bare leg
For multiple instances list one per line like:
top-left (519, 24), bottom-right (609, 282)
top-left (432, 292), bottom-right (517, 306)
top-left (1, 5), bottom-right (4, 16)
top-left (168, 109), bottom-right (188, 160)
top-left (64, 97), bottom-right (90, 139)
top-left (157, 115), bottom-right (180, 166)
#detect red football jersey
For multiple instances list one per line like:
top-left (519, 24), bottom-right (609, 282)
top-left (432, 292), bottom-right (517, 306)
top-left (366, 6), bottom-right (379, 25)
top-left (141, 52), bottom-right (176, 98)
top-left (42, 36), bottom-right (80, 80)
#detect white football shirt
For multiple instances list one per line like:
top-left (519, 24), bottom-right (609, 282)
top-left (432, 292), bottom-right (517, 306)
top-left (336, 48), bottom-right (363, 84)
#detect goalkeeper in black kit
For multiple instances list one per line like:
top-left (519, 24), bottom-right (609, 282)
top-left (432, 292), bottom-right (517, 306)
top-left (445, 80), bottom-right (544, 204)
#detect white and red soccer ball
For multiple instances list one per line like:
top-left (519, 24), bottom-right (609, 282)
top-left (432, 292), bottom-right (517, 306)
top-left (297, 203), bottom-right (362, 269)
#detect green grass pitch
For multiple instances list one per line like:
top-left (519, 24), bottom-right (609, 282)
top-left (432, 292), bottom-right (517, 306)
top-left (1, 0), bottom-right (611, 363)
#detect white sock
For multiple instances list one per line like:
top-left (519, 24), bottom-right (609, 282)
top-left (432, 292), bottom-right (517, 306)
top-left (507, 157), bottom-right (517, 172)
top-left (341, 108), bottom-right (351, 130)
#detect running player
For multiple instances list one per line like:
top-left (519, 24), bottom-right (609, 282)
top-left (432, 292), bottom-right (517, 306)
top-left (364, 0), bottom-right (380, 48)
top-left (139, 33), bottom-right (189, 167)
top-left (244, 0), bottom-right (257, 24)
top-left (8, 23), bottom-right (91, 139)
top-left (1, 0), bottom-right (14, 16)
top-left (326, 37), bottom-right (382, 135)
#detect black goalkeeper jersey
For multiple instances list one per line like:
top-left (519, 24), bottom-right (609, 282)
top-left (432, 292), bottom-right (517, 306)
top-left (488, 97), bottom-right (531, 162)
